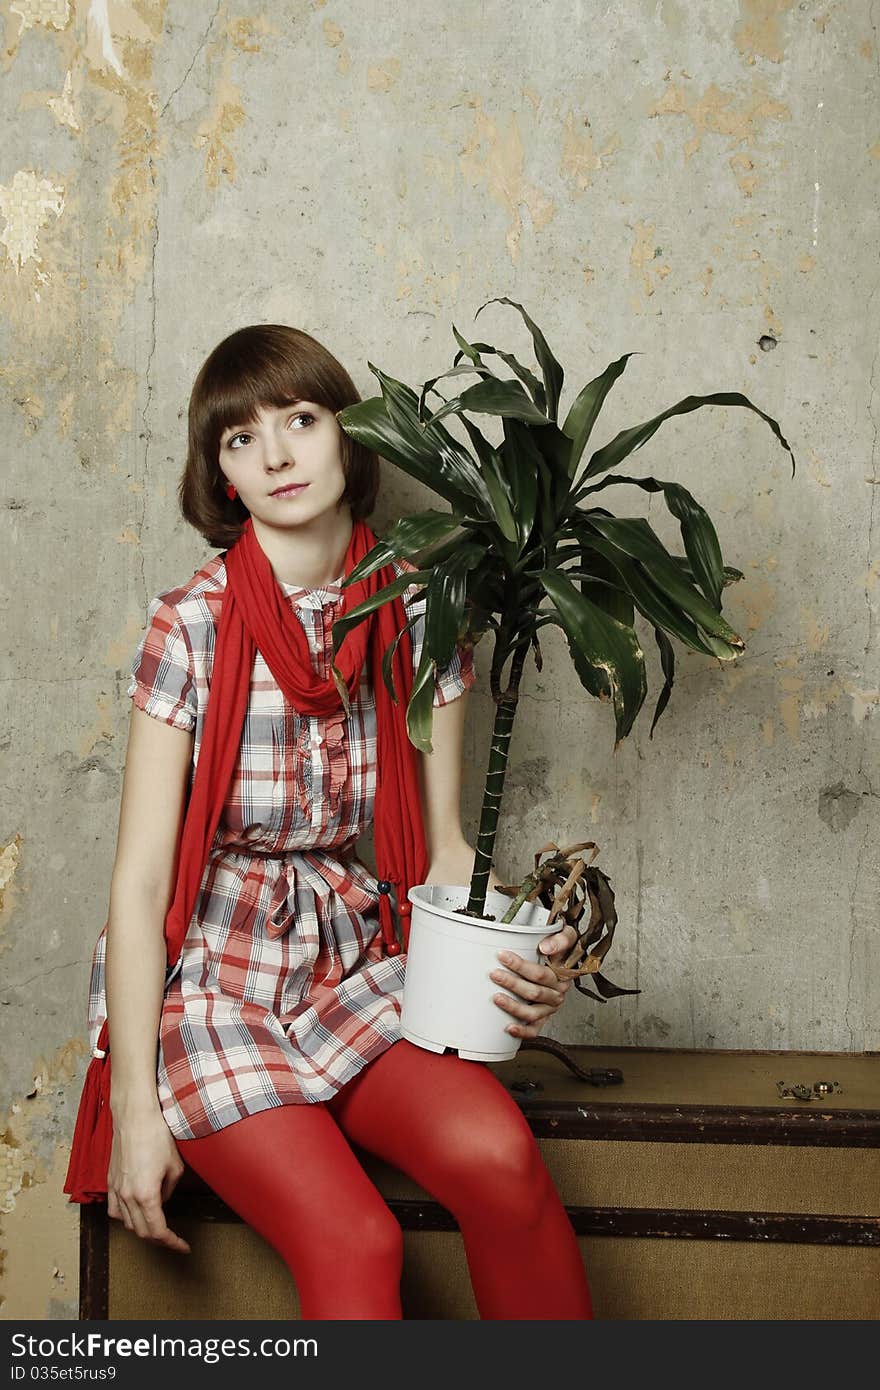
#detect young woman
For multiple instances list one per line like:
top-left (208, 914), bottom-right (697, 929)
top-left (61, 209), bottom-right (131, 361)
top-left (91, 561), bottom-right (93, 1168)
top-left (73, 324), bottom-right (592, 1321)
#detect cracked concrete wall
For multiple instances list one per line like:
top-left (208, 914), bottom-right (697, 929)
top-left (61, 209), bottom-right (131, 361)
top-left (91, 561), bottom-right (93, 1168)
top-left (1, 0), bottom-right (877, 1318)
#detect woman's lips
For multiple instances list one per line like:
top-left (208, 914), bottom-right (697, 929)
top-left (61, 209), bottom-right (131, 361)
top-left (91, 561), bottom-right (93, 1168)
top-left (270, 482), bottom-right (310, 498)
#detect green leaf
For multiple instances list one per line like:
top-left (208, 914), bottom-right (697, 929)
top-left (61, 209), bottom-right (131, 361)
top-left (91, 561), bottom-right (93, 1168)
top-left (331, 569), bottom-right (429, 656)
top-left (571, 548), bottom-right (635, 627)
top-left (337, 396), bottom-right (477, 513)
top-left (537, 568), bottom-right (647, 747)
top-left (455, 415), bottom-right (519, 546)
top-left (579, 390), bottom-right (797, 485)
top-left (500, 419), bottom-right (540, 549)
top-left (424, 376), bottom-right (550, 428)
top-left (670, 556), bottom-right (744, 589)
top-left (371, 365), bottom-right (495, 511)
top-left (562, 353), bottom-right (638, 476)
top-left (475, 297), bottom-right (564, 422)
top-left (406, 648), bottom-right (437, 754)
top-left (577, 473), bottom-right (725, 608)
top-left (423, 544), bottom-right (484, 667)
top-left (418, 364), bottom-right (493, 423)
top-left (583, 515), bottom-right (743, 651)
top-left (345, 511), bottom-right (463, 584)
top-left (453, 334), bottom-right (547, 413)
top-left (451, 325), bottom-right (489, 368)
top-left (649, 627), bottom-right (675, 738)
top-left (566, 535), bottom-right (720, 658)
top-left (381, 614), bottom-right (419, 705)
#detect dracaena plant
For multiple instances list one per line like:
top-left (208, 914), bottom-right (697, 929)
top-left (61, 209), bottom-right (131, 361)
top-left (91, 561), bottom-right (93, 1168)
top-left (333, 298), bottom-right (795, 923)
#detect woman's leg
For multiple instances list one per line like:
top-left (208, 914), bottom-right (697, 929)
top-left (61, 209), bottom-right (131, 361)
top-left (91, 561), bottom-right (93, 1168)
top-left (328, 1040), bottom-right (592, 1320)
top-left (176, 1102), bottom-right (403, 1320)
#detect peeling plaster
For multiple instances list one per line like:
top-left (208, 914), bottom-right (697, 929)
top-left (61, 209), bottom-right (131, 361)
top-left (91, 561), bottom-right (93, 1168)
top-left (0, 836), bottom-right (23, 920)
top-left (321, 16), bottom-right (350, 74)
top-left (629, 220), bottom-right (672, 299)
top-left (10, 0), bottom-right (69, 33)
top-left (47, 69), bottom-right (80, 129)
top-left (559, 111), bottom-right (620, 192)
top-left (367, 57), bottom-right (401, 92)
top-left (734, 0), bottom-right (794, 66)
top-left (192, 16), bottom-right (278, 190)
top-left (648, 78), bottom-right (791, 193)
top-left (0, 170), bottom-right (64, 276)
top-left (87, 0), bottom-right (124, 78)
top-left (20, 67), bottom-right (81, 131)
top-left (458, 95), bottom-right (555, 264)
top-left (842, 685), bottom-right (880, 725)
top-left (737, 577), bottom-right (777, 638)
top-left (227, 16), bottom-right (276, 53)
top-left (0, 1041), bottom-right (82, 1312)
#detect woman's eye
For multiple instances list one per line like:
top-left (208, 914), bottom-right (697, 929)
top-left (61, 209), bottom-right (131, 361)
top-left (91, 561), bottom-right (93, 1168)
top-left (227, 432), bottom-right (252, 449)
top-left (289, 412), bottom-right (314, 428)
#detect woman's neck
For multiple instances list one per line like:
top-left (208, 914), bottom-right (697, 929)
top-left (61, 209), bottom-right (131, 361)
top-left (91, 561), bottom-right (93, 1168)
top-left (249, 509), bottom-right (355, 588)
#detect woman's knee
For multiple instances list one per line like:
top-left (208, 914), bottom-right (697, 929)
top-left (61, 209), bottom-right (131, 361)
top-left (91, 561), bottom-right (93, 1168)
top-left (296, 1201), bottom-right (403, 1285)
top-left (430, 1111), bottom-right (552, 1227)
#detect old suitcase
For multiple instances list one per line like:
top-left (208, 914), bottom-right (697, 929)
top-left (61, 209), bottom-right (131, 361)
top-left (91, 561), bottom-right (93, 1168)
top-left (80, 1045), bottom-right (880, 1321)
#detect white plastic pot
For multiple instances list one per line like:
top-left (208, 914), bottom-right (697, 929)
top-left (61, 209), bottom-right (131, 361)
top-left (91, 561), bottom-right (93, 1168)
top-left (401, 884), bottom-right (552, 1062)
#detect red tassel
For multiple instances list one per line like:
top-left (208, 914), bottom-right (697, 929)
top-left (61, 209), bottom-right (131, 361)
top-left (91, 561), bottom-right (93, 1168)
top-left (377, 890), bottom-right (401, 956)
top-left (63, 1021), bottom-right (113, 1204)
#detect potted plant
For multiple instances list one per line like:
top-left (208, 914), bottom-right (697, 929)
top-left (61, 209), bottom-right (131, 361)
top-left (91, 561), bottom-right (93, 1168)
top-left (334, 298), bottom-right (795, 1061)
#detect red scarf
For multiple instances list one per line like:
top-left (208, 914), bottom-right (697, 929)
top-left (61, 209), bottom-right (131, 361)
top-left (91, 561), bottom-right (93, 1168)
top-left (64, 517), bottom-right (429, 1203)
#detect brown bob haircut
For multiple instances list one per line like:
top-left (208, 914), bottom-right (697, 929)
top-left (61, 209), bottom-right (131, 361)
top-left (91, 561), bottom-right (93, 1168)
top-left (180, 324), bottom-right (380, 548)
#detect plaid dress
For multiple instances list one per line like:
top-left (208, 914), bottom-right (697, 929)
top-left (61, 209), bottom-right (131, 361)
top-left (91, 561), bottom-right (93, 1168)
top-left (86, 552), bottom-right (475, 1140)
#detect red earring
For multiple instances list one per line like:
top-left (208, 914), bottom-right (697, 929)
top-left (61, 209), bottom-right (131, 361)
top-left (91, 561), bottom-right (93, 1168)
top-left (225, 483), bottom-right (237, 500)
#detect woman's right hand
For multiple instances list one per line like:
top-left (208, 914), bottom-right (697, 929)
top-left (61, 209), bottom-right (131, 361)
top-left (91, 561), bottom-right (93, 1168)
top-left (107, 1110), bottom-right (191, 1254)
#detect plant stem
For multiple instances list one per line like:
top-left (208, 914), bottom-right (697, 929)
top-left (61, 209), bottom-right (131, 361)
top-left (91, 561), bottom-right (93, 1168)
top-left (500, 873), bottom-right (538, 924)
top-left (466, 641), bottom-right (530, 917)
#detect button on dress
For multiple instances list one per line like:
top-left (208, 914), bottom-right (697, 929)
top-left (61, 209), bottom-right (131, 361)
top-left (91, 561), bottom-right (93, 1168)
top-left (86, 552), bottom-right (476, 1140)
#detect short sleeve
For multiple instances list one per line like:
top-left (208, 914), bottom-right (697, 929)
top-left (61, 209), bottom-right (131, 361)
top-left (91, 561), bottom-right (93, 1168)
top-left (127, 595), bottom-right (197, 732)
top-left (399, 565), bottom-right (478, 708)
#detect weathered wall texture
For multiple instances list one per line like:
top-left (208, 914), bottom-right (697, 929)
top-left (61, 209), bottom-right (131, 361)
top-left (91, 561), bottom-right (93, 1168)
top-left (1, 0), bottom-right (877, 1317)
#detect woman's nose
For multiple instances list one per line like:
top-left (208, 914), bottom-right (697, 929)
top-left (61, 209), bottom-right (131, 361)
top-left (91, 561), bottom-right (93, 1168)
top-left (264, 434), bottom-right (293, 470)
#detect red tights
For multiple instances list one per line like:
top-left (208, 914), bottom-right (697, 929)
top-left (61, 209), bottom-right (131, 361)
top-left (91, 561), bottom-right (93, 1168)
top-left (176, 1039), bottom-right (592, 1320)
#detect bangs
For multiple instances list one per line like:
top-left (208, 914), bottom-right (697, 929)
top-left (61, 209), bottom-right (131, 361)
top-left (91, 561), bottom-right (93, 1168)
top-left (196, 328), bottom-right (339, 451)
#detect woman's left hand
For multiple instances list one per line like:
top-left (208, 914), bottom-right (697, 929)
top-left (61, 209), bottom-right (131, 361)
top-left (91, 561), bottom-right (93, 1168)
top-left (489, 924), bottom-right (579, 1039)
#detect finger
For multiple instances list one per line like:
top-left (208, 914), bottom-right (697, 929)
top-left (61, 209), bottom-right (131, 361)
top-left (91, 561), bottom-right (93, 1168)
top-left (142, 1199), bottom-right (191, 1254)
top-left (506, 1018), bottom-right (549, 1040)
top-left (537, 926), bottom-right (578, 956)
top-left (122, 1197), bottom-right (151, 1241)
top-left (490, 969), bottom-right (561, 1007)
top-left (492, 991), bottom-right (557, 1024)
top-left (496, 951), bottom-right (559, 987)
top-left (115, 1195), bottom-right (135, 1233)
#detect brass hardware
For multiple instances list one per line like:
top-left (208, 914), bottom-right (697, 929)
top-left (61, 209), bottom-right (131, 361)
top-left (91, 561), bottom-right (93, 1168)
top-left (777, 1081), bottom-right (813, 1101)
top-left (776, 1079), bottom-right (842, 1102)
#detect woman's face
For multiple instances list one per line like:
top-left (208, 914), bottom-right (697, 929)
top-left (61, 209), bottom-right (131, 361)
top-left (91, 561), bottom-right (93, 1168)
top-left (218, 400), bottom-right (348, 531)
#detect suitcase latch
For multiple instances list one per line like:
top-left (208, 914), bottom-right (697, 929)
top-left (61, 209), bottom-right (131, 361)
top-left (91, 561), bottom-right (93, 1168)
top-left (776, 1079), bottom-right (842, 1102)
